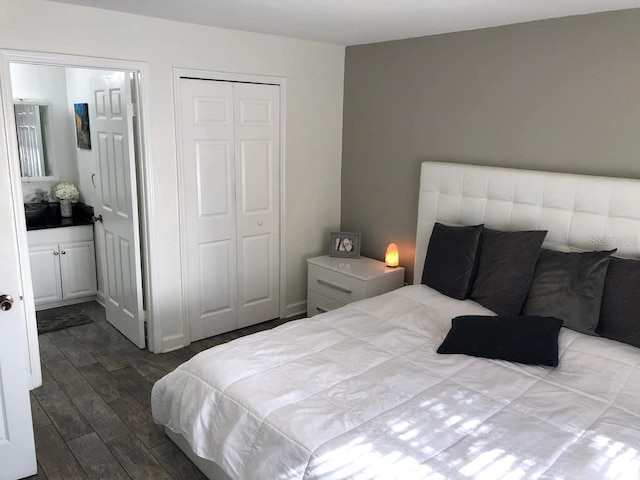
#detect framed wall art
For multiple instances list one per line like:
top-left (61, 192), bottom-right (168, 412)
top-left (74, 102), bottom-right (91, 150)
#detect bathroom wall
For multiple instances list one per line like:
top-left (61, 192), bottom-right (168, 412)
top-left (9, 64), bottom-right (79, 202)
top-left (65, 67), bottom-right (111, 208)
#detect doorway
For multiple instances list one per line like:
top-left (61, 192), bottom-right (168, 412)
top-left (0, 51), bottom-right (153, 388)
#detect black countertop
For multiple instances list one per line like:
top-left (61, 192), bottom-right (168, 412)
top-left (26, 202), bottom-right (95, 231)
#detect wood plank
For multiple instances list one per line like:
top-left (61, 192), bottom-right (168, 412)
top-left (38, 336), bottom-right (66, 364)
top-left (67, 433), bottom-right (130, 480)
top-left (35, 462), bottom-right (48, 480)
top-left (94, 347), bottom-right (131, 372)
top-left (37, 390), bottom-right (93, 441)
top-left (55, 336), bottom-right (98, 368)
top-left (145, 371), bottom-right (166, 385)
top-left (72, 392), bottom-right (131, 444)
top-left (78, 362), bottom-right (128, 403)
top-left (109, 395), bottom-right (168, 449)
top-left (151, 441), bottom-right (208, 480)
top-left (188, 339), bottom-right (214, 354)
top-left (110, 366), bottom-right (153, 408)
top-left (151, 351), bottom-right (191, 373)
top-left (32, 368), bottom-right (63, 399)
top-left (125, 351), bottom-right (165, 377)
top-left (68, 321), bottom-right (108, 344)
top-left (109, 434), bottom-right (172, 480)
top-left (34, 425), bottom-right (87, 480)
top-left (46, 358), bottom-right (94, 399)
top-left (44, 327), bottom-right (77, 345)
top-left (30, 394), bottom-right (51, 429)
top-left (67, 322), bottom-right (129, 371)
top-left (24, 462), bottom-right (50, 480)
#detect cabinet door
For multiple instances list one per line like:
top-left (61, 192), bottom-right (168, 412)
top-left (59, 241), bottom-right (97, 300)
top-left (29, 244), bottom-right (63, 307)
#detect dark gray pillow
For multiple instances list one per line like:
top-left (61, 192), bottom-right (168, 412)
top-left (597, 257), bottom-right (640, 348)
top-left (422, 223), bottom-right (484, 300)
top-left (437, 315), bottom-right (563, 367)
top-left (523, 249), bottom-right (615, 336)
top-left (470, 229), bottom-right (547, 315)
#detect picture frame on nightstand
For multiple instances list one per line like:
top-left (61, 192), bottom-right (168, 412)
top-left (329, 232), bottom-right (361, 258)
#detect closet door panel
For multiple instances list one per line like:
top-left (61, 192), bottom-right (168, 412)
top-left (242, 233), bottom-right (272, 304)
top-left (180, 79), bottom-right (238, 341)
top-left (234, 83), bottom-right (281, 328)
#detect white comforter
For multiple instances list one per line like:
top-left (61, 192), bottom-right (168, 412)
top-left (151, 285), bottom-right (640, 480)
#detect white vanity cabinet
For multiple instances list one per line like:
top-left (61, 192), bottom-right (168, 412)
top-left (27, 225), bottom-right (97, 310)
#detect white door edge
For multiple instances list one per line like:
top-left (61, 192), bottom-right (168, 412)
top-left (0, 53), bottom-right (37, 479)
top-left (0, 53), bottom-right (42, 389)
top-left (173, 68), bottom-right (288, 346)
top-left (0, 49), bottom-right (159, 354)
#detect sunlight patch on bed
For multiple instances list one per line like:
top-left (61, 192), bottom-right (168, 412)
top-left (591, 435), bottom-right (640, 479)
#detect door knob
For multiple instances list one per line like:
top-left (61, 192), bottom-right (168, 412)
top-left (0, 294), bottom-right (14, 311)
top-left (92, 214), bottom-right (103, 223)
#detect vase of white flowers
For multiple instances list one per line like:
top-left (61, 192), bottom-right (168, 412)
top-left (54, 182), bottom-right (79, 218)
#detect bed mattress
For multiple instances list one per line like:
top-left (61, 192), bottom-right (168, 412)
top-left (151, 285), bottom-right (640, 479)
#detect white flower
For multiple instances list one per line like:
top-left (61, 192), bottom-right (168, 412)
top-left (54, 182), bottom-right (79, 202)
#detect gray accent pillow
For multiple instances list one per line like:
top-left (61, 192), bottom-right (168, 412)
top-left (422, 223), bottom-right (484, 300)
top-left (523, 249), bottom-right (615, 336)
top-left (597, 257), bottom-right (640, 348)
top-left (470, 229), bottom-right (547, 316)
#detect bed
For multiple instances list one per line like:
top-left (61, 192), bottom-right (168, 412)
top-left (152, 161), bottom-right (640, 480)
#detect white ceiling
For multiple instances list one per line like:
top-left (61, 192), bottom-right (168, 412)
top-left (48, 0), bottom-right (640, 45)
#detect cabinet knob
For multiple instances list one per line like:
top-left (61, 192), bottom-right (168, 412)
top-left (257, 220), bottom-right (263, 226)
top-left (61, 251), bottom-right (66, 255)
top-left (53, 251), bottom-right (59, 256)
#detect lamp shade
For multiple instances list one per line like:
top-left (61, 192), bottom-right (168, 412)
top-left (385, 243), bottom-right (399, 268)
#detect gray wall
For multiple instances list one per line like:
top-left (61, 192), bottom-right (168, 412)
top-left (341, 9), bottom-right (640, 282)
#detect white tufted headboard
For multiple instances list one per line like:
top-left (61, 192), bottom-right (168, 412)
top-left (414, 162), bottom-right (640, 284)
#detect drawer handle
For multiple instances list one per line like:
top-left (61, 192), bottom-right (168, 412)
top-left (316, 278), bottom-right (352, 294)
top-left (316, 306), bottom-right (328, 313)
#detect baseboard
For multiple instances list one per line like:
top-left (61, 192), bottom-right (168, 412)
top-left (96, 291), bottom-right (106, 307)
top-left (160, 334), bottom-right (188, 353)
top-left (285, 300), bottom-right (307, 318)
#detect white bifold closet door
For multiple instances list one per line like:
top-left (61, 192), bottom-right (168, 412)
top-left (179, 78), bottom-right (280, 342)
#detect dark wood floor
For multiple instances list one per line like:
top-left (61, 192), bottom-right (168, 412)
top-left (27, 302), bottom-right (296, 480)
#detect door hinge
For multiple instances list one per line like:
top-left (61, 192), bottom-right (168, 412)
top-left (127, 102), bottom-right (136, 118)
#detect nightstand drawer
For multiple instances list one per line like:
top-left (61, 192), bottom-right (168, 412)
top-left (308, 264), bottom-right (366, 303)
top-left (307, 291), bottom-right (345, 317)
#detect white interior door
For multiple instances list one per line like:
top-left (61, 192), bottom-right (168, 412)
top-left (234, 83), bottom-right (280, 328)
top-left (92, 73), bottom-right (145, 348)
top-left (0, 136), bottom-right (37, 479)
top-left (179, 78), bottom-right (238, 341)
top-left (179, 79), bottom-right (280, 341)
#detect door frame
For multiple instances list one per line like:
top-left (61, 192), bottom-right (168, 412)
top-left (0, 50), bottom-right (158, 370)
top-left (173, 68), bottom-right (288, 344)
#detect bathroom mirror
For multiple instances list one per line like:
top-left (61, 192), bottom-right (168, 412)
top-left (14, 101), bottom-right (55, 180)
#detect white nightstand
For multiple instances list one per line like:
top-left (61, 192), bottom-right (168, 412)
top-left (307, 255), bottom-right (405, 317)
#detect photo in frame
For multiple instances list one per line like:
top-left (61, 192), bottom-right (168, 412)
top-left (329, 232), bottom-right (361, 258)
top-left (74, 103), bottom-right (91, 150)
